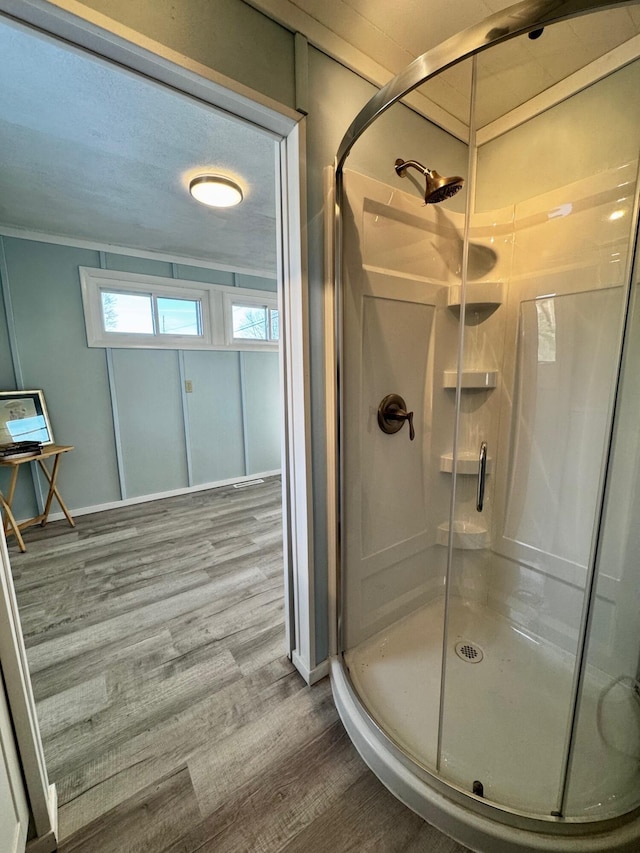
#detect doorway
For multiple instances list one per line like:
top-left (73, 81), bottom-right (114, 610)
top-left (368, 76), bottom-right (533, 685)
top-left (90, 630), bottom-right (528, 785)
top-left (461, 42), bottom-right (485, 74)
top-left (3, 5), bottom-right (314, 844)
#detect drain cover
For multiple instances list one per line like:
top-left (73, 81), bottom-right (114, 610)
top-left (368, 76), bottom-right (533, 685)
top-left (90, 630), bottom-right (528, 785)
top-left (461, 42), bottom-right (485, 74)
top-left (455, 641), bottom-right (484, 663)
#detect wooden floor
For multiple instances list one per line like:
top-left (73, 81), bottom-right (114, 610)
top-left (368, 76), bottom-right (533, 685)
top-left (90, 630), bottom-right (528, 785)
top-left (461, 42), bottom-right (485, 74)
top-left (8, 477), bottom-right (469, 853)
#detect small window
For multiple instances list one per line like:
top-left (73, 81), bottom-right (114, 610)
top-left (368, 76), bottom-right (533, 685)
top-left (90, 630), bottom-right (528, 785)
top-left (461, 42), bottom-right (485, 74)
top-left (81, 267), bottom-right (278, 351)
top-left (100, 290), bottom-right (203, 339)
top-left (232, 303), bottom-right (279, 342)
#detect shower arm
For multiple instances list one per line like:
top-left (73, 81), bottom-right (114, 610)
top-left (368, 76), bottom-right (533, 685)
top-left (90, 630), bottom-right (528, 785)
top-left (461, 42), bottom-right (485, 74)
top-left (395, 159), bottom-right (432, 178)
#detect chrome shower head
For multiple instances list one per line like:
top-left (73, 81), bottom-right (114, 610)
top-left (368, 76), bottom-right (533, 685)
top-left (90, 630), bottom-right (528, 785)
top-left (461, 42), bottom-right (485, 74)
top-left (395, 158), bottom-right (464, 204)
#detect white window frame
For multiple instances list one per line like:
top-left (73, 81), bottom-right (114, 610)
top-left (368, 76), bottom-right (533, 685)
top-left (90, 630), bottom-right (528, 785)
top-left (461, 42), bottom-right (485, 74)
top-left (80, 267), bottom-right (278, 351)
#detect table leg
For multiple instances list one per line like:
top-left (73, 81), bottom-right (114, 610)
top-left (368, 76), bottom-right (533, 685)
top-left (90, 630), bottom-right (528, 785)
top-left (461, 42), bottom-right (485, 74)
top-left (37, 455), bottom-right (75, 528)
top-left (2, 466), bottom-right (20, 538)
top-left (0, 492), bottom-right (26, 552)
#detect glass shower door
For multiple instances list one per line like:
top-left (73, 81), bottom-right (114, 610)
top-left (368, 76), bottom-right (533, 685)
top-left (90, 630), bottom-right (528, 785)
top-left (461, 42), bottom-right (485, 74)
top-left (563, 190), bottom-right (640, 820)
top-left (437, 19), bottom-right (640, 816)
top-left (338, 72), bottom-right (472, 773)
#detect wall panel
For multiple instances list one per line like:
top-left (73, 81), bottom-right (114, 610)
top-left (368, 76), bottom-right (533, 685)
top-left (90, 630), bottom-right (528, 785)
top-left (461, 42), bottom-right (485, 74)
top-left (105, 253), bottom-right (174, 277)
top-left (1, 238), bottom-right (121, 514)
top-left (241, 351), bottom-right (281, 474)
top-left (183, 350), bottom-right (245, 484)
top-left (111, 348), bottom-right (188, 497)
top-left (175, 265), bottom-right (235, 286)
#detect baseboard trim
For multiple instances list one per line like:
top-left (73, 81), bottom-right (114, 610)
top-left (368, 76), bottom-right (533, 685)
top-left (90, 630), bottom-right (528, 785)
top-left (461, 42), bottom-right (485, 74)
top-left (29, 470), bottom-right (281, 524)
top-left (292, 652), bottom-right (329, 686)
top-left (26, 831), bottom-right (57, 853)
top-left (27, 784), bottom-right (58, 853)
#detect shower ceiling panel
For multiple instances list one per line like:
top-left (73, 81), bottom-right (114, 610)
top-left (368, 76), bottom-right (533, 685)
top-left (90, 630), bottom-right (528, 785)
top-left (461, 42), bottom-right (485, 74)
top-left (253, 0), bottom-right (640, 131)
top-left (473, 6), bottom-right (640, 125)
top-left (417, 5), bottom-right (640, 128)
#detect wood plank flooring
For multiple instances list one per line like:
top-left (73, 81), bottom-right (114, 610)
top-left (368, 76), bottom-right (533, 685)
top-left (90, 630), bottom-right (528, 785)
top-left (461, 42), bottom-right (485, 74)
top-left (7, 478), bottom-right (470, 853)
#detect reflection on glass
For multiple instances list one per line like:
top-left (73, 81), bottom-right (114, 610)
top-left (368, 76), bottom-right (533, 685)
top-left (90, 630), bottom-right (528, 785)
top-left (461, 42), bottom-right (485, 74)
top-left (536, 297), bottom-right (556, 363)
top-left (270, 308), bottom-right (280, 341)
top-left (5, 415), bottom-right (48, 443)
top-left (505, 290), bottom-right (621, 569)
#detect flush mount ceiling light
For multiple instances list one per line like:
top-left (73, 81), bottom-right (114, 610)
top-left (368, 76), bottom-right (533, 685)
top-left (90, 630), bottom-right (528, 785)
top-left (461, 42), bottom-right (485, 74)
top-left (189, 175), bottom-right (243, 208)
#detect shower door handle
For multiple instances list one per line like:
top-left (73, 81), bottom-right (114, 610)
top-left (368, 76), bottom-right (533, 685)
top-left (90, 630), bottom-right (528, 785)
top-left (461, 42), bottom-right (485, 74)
top-left (476, 441), bottom-right (487, 512)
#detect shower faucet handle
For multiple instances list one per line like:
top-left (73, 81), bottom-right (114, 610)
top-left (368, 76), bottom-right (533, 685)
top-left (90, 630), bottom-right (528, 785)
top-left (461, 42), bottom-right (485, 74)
top-left (377, 394), bottom-right (415, 441)
top-left (405, 409), bottom-right (415, 441)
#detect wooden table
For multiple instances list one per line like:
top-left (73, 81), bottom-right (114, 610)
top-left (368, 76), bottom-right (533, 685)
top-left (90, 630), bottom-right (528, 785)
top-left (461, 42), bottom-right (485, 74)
top-left (0, 444), bottom-right (75, 552)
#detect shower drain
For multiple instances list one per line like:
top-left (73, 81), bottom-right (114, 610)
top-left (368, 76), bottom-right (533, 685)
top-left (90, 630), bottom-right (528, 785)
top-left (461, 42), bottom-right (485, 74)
top-left (455, 641), bottom-right (484, 663)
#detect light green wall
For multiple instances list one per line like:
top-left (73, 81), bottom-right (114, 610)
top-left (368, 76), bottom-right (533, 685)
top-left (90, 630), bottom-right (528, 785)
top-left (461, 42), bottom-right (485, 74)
top-left (0, 235), bottom-right (281, 520)
top-left (184, 350), bottom-right (245, 484)
top-left (105, 254), bottom-right (174, 277)
top-left (1, 240), bottom-right (120, 517)
top-left (477, 60), bottom-right (640, 210)
top-left (235, 273), bottom-right (277, 292)
top-left (111, 348), bottom-right (188, 497)
top-left (242, 351), bottom-right (281, 473)
top-left (74, 0), bottom-right (296, 108)
top-left (0, 247), bottom-right (42, 520)
top-left (175, 265), bottom-right (235, 286)
top-left (0, 262), bottom-right (14, 389)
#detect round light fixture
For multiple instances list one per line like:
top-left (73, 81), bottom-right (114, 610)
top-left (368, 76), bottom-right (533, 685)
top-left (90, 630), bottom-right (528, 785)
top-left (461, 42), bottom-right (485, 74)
top-left (189, 175), bottom-right (243, 208)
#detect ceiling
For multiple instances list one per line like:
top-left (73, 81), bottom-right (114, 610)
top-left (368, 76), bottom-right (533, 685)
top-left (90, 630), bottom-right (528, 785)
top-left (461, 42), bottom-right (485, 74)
top-left (1, 2), bottom-right (639, 275)
top-left (422, 4), bottom-right (640, 126)
top-left (0, 17), bottom-right (278, 276)
top-left (254, 0), bottom-right (640, 81)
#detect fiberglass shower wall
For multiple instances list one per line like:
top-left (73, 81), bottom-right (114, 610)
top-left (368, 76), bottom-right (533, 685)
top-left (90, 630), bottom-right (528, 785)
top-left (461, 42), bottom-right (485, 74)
top-left (340, 92), bottom-right (469, 650)
top-left (474, 58), bottom-right (640, 661)
top-left (341, 170), bottom-right (463, 648)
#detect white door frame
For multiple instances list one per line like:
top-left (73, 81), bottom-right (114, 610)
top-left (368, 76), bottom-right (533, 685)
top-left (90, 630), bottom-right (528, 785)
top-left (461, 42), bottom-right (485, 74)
top-left (0, 655), bottom-right (29, 853)
top-left (0, 0), bottom-right (317, 846)
top-left (0, 530), bottom-right (57, 853)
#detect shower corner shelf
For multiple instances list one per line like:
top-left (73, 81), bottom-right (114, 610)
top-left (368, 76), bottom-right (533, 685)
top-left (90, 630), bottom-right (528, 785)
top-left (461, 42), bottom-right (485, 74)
top-left (443, 369), bottom-right (498, 390)
top-left (447, 281), bottom-right (505, 310)
top-left (437, 520), bottom-right (488, 550)
top-left (440, 451), bottom-right (493, 475)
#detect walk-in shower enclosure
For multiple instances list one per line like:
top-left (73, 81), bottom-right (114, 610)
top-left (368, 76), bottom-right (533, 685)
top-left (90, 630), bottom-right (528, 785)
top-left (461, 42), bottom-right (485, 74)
top-left (330, 1), bottom-right (640, 850)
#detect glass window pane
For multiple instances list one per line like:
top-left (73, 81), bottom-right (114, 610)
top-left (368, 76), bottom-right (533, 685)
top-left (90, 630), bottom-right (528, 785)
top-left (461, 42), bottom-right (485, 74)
top-left (157, 296), bottom-right (201, 336)
top-left (232, 304), bottom-right (267, 340)
top-left (101, 291), bottom-right (154, 334)
top-left (270, 308), bottom-right (280, 341)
